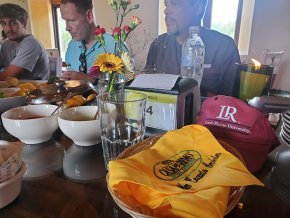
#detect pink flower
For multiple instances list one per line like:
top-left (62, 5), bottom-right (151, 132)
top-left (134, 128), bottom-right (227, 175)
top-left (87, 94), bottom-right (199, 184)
top-left (121, 25), bottom-right (132, 41)
top-left (123, 25), bottom-right (131, 34)
top-left (131, 16), bottom-right (142, 30)
top-left (89, 66), bottom-right (101, 78)
top-left (94, 27), bottom-right (106, 36)
top-left (112, 27), bottom-right (121, 42)
top-left (95, 27), bottom-right (106, 47)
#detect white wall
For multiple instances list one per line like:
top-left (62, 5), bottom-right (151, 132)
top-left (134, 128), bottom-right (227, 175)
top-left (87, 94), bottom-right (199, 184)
top-left (93, 0), bottom-right (290, 90)
top-left (93, 0), bottom-right (159, 73)
top-left (238, 0), bottom-right (255, 55)
top-left (2, 0), bottom-right (289, 90)
top-left (249, 0), bottom-right (290, 90)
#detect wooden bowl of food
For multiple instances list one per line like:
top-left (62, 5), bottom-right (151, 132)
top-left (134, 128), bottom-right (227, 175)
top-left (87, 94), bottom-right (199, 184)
top-left (108, 135), bottom-right (245, 217)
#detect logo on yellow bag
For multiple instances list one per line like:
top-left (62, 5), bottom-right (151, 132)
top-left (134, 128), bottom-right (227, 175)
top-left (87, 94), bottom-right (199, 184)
top-left (153, 150), bottom-right (202, 181)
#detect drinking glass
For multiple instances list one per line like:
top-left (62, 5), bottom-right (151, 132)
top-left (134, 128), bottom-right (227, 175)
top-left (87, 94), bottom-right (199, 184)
top-left (97, 90), bottom-right (146, 169)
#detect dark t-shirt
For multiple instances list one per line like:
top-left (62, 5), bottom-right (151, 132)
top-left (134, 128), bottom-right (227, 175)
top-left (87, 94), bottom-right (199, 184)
top-left (145, 27), bottom-right (241, 96)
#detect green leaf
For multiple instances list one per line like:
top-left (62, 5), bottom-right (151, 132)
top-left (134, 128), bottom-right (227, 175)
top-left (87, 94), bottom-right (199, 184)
top-left (47, 76), bottom-right (60, 85)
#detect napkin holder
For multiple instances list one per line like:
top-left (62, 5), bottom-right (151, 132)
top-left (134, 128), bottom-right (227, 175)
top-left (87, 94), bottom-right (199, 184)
top-left (125, 77), bottom-right (198, 136)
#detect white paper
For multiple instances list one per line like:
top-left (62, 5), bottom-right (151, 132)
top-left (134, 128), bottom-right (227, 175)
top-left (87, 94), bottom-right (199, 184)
top-left (129, 74), bottom-right (180, 90)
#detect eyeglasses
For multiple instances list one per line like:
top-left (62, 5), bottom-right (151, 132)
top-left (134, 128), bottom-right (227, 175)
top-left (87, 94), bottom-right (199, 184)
top-left (79, 52), bottom-right (87, 74)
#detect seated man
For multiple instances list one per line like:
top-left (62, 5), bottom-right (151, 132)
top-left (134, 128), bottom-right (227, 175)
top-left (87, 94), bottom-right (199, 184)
top-left (0, 30), bottom-right (7, 45)
top-left (0, 31), bottom-right (7, 71)
top-left (145, 0), bottom-right (241, 97)
top-left (60, 0), bottom-right (116, 84)
top-left (0, 3), bottom-right (50, 80)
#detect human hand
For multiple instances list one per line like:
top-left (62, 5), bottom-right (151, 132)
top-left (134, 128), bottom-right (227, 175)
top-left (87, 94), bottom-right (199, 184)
top-left (60, 71), bottom-right (95, 83)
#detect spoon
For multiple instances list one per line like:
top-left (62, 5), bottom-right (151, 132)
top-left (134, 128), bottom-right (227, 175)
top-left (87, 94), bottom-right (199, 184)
top-left (54, 79), bottom-right (67, 93)
top-left (93, 107), bottom-right (99, 120)
top-left (51, 92), bottom-right (76, 115)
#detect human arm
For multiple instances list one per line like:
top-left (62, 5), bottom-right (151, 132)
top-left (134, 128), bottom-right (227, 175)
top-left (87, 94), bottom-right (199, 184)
top-left (144, 39), bottom-right (157, 73)
top-left (60, 70), bottom-right (96, 83)
top-left (216, 41), bottom-right (241, 96)
top-left (0, 64), bottom-right (29, 80)
top-left (201, 35), bottom-right (241, 97)
top-left (0, 37), bottom-right (44, 80)
top-left (0, 50), bottom-right (26, 80)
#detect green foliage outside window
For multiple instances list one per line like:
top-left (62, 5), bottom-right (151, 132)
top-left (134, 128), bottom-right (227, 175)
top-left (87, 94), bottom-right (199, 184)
top-left (211, 21), bottom-right (235, 39)
top-left (57, 8), bottom-right (71, 60)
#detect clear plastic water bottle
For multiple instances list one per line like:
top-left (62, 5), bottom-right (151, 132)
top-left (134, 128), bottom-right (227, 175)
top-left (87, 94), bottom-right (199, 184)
top-left (181, 26), bottom-right (205, 113)
top-left (180, 26), bottom-right (205, 85)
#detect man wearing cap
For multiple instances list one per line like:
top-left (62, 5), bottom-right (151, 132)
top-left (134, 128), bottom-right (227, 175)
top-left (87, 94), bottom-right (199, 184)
top-left (145, 0), bottom-right (241, 97)
top-left (0, 3), bottom-right (50, 80)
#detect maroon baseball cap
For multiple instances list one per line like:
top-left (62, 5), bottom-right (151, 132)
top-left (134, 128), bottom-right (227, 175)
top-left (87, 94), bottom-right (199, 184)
top-left (197, 95), bottom-right (279, 172)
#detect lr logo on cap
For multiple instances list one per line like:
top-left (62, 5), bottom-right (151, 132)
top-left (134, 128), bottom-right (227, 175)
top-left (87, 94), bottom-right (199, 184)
top-left (216, 106), bottom-right (238, 123)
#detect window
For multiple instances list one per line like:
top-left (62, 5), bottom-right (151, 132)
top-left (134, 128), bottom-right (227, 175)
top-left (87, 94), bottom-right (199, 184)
top-left (55, 7), bottom-right (71, 60)
top-left (51, 5), bottom-right (71, 60)
top-left (159, 0), bottom-right (243, 44)
top-left (203, 0), bottom-right (243, 44)
top-left (159, 0), bottom-right (254, 54)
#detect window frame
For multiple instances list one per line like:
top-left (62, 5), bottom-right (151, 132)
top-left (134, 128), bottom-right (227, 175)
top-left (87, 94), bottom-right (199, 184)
top-left (203, 0), bottom-right (244, 44)
top-left (51, 5), bottom-right (61, 53)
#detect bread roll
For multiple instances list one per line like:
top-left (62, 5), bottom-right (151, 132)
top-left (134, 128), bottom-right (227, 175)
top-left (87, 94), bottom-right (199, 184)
top-left (5, 77), bottom-right (19, 87)
top-left (17, 83), bottom-right (36, 93)
top-left (0, 141), bottom-right (23, 164)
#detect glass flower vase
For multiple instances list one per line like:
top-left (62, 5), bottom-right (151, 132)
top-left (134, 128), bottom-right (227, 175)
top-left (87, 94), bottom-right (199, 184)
top-left (97, 72), bottom-right (125, 95)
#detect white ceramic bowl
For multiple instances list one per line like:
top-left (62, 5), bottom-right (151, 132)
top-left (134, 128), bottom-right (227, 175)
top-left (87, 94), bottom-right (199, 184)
top-left (0, 162), bottom-right (26, 209)
top-left (0, 88), bottom-right (27, 114)
top-left (58, 106), bottom-right (101, 146)
top-left (1, 104), bottom-right (59, 144)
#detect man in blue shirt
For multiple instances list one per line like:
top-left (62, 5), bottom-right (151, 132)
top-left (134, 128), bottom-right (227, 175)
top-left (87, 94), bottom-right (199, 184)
top-left (60, 0), bottom-right (115, 84)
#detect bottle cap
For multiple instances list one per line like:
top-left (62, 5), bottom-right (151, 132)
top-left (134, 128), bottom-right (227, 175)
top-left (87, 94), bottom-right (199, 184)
top-left (189, 26), bottom-right (200, 34)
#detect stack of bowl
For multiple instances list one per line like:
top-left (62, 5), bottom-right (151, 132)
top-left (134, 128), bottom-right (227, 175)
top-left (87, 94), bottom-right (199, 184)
top-left (58, 106), bottom-right (101, 146)
top-left (58, 106), bottom-right (105, 182)
top-left (280, 112), bottom-right (290, 146)
top-left (0, 141), bottom-right (26, 209)
top-left (1, 104), bottom-right (63, 179)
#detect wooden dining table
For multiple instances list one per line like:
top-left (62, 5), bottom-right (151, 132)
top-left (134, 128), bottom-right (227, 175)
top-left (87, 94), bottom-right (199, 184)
top-left (1, 129), bottom-right (290, 218)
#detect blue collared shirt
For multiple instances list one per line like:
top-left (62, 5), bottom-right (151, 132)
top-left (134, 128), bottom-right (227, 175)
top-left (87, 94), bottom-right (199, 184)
top-left (65, 33), bottom-right (116, 72)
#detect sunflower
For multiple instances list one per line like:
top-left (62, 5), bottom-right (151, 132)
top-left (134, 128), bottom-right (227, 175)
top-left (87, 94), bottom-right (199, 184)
top-left (94, 53), bottom-right (124, 73)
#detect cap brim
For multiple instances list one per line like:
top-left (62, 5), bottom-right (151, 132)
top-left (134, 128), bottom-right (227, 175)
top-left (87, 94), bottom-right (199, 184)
top-left (216, 137), bottom-right (270, 173)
